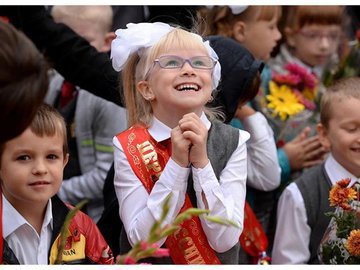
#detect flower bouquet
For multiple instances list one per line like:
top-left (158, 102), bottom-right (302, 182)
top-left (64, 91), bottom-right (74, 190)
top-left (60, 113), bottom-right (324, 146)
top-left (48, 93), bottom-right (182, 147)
top-left (318, 179), bottom-right (360, 264)
top-left (323, 29), bottom-right (360, 88)
top-left (260, 63), bottom-right (320, 144)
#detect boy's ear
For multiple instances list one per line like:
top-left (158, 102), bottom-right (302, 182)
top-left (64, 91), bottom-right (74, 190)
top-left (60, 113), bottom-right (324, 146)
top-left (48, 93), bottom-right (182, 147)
top-left (137, 81), bottom-right (155, 101)
top-left (317, 123), bottom-right (331, 150)
top-left (232, 21), bottom-right (247, 43)
top-left (100, 31), bottom-right (116, 53)
top-left (63, 153), bottom-right (69, 168)
top-left (284, 27), bottom-right (297, 47)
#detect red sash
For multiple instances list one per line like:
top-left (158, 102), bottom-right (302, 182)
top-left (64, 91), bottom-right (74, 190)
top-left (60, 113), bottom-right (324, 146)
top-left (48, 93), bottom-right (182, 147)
top-left (117, 125), bottom-right (221, 264)
top-left (240, 201), bottom-right (269, 264)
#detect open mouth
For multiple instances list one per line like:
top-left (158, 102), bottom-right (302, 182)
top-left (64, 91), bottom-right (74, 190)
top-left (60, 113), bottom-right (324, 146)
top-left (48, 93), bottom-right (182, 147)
top-left (175, 83), bottom-right (200, 92)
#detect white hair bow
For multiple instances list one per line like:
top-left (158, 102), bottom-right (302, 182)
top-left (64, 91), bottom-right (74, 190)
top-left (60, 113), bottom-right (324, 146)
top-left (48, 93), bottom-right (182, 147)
top-left (110, 22), bottom-right (221, 88)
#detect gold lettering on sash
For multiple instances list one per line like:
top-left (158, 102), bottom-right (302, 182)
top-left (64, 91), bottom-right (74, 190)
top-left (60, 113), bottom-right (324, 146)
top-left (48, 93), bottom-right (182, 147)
top-left (137, 141), bottom-right (162, 174)
top-left (63, 249), bottom-right (76, 256)
top-left (179, 236), bottom-right (205, 264)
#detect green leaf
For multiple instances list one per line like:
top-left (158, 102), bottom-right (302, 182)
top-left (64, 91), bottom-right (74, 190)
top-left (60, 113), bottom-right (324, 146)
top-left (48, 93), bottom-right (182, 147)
top-left (54, 199), bottom-right (88, 264)
top-left (204, 215), bottom-right (239, 228)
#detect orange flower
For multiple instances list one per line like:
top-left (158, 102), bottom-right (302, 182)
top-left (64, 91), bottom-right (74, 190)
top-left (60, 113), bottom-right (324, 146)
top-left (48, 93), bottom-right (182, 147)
top-left (345, 229), bottom-right (360, 257)
top-left (329, 179), bottom-right (357, 210)
top-left (337, 178), bottom-right (351, 188)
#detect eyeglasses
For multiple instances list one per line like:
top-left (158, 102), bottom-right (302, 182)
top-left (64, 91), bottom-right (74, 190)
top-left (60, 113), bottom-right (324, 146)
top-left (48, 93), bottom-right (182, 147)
top-left (298, 30), bottom-right (341, 43)
top-left (154, 55), bottom-right (216, 70)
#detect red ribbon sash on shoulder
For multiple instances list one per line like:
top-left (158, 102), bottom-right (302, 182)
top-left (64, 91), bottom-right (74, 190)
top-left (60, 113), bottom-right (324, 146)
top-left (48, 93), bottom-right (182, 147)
top-left (117, 125), bottom-right (221, 264)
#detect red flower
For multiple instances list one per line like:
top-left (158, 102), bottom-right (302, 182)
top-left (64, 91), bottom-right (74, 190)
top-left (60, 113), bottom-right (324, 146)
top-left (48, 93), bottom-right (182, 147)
top-left (337, 178), bottom-right (351, 188)
top-left (150, 243), bottom-right (170, 257)
top-left (272, 72), bottom-right (301, 86)
top-left (284, 63), bottom-right (318, 89)
top-left (123, 255), bottom-right (136, 264)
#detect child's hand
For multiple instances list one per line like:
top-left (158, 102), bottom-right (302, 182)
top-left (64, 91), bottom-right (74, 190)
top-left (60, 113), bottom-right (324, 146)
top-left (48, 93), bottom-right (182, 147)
top-left (178, 113), bottom-right (209, 169)
top-left (283, 126), bottom-right (328, 171)
top-left (171, 125), bottom-right (191, 167)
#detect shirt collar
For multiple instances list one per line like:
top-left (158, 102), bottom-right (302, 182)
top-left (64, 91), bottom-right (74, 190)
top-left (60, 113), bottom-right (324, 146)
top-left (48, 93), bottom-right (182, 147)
top-left (148, 112), bottom-right (211, 142)
top-left (325, 153), bottom-right (360, 187)
top-left (2, 194), bottom-right (53, 238)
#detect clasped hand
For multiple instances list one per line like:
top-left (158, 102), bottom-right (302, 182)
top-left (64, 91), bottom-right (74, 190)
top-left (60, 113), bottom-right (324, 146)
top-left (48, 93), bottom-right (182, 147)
top-left (171, 113), bottom-right (208, 168)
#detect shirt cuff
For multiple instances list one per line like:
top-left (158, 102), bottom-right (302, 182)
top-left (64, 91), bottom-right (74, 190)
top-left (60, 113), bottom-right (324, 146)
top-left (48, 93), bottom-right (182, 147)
top-left (278, 148), bottom-right (291, 184)
top-left (160, 158), bottom-right (190, 191)
top-left (192, 161), bottom-right (219, 193)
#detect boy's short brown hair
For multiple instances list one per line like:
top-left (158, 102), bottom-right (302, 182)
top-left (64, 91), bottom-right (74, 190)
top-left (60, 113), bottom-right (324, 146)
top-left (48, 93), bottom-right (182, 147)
top-left (0, 103), bottom-right (68, 158)
top-left (30, 103), bottom-right (68, 156)
top-left (320, 77), bottom-right (360, 128)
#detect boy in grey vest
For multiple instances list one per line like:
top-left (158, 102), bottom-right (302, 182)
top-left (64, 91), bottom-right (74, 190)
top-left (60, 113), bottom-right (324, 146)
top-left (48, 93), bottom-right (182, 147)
top-left (272, 77), bottom-right (360, 264)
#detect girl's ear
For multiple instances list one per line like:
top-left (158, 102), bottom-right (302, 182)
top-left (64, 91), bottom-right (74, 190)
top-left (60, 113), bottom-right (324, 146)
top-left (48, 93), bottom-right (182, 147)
top-left (285, 26), bottom-right (297, 47)
top-left (317, 123), bottom-right (331, 151)
top-left (232, 21), bottom-right (247, 43)
top-left (137, 81), bottom-right (155, 101)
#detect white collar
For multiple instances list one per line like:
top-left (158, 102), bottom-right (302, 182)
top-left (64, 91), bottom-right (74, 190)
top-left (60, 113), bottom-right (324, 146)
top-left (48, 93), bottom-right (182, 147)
top-left (325, 154), bottom-right (360, 187)
top-left (2, 194), bottom-right (53, 238)
top-left (148, 112), bottom-right (211, 142)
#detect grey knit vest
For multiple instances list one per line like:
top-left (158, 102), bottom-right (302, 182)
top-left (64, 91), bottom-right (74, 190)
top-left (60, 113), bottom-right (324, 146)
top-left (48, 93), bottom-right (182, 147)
top-left (119, 120), bottom-right (240, 264)
top-left (295, 164), bottom-right (333, 264)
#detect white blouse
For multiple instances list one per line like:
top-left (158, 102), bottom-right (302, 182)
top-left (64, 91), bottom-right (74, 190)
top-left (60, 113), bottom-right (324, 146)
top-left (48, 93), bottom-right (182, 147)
top-left (113, 114), bottom-right (250, 253)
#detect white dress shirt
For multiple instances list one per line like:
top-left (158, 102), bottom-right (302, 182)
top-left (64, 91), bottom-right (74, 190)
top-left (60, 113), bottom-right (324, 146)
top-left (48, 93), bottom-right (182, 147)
top-left (242, 112), bottom-right (281, 191)
top-left (2, 195), bottom-right (53, 264)
top-left (113, 113), bottom-right (250, 253)
top-left (272, 154), bottom-right (360, 264)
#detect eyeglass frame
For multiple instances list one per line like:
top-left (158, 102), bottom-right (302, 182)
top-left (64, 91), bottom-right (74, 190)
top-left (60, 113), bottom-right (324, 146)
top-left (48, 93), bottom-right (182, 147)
top-left (297, 30), bottom-right (341, 43)
top-left (144, 55), bottom-right (217, 80)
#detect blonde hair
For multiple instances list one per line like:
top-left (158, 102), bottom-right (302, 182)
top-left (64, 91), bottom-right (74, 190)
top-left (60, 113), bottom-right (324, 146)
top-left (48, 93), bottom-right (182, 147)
top-left (320, 77), bottom-right (360, 128)
top-left (285, 6), bottom-right (343, 31)
top-left (122, 27), bottom-right (221, 126)
top-left (51, 5), bottom-right (113, 33)
top-left (199, 5), bottom-right (282, 37)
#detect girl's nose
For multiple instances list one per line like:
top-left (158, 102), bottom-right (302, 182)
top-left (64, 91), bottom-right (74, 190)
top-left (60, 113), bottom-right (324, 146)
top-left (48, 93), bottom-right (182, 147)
top-left (180, 61), bottom-right (195, 76)
top-left (319, 36), bottom-right (331, 50)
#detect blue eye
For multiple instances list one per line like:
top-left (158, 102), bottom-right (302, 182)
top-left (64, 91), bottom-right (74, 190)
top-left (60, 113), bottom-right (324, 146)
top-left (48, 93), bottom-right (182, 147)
top-left (192, 59), bottom-right (206, 67)
top-left (161, 58), bottom-right (181, 68)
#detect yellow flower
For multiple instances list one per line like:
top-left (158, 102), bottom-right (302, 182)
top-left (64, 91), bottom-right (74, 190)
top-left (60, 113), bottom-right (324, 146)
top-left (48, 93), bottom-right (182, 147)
top-left (345, 229), bottom-right (360, 257)
top-left (266, 81), bottom-right (305, 121)
top-left (302, 87), bottom-right (318, 102)
top-left (329, 179), bottom-right (357, 210)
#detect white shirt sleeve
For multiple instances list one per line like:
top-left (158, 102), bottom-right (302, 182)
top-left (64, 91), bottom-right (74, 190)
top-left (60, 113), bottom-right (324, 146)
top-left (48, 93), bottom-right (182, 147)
top-left (192, 130), bottom-right (249, 253)
top-left (272, 182), bottom-right (311, 264)
top-left (113, 136), bottom-right (189, 247)
top-left (242, 112), bottom-right (281, 191)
